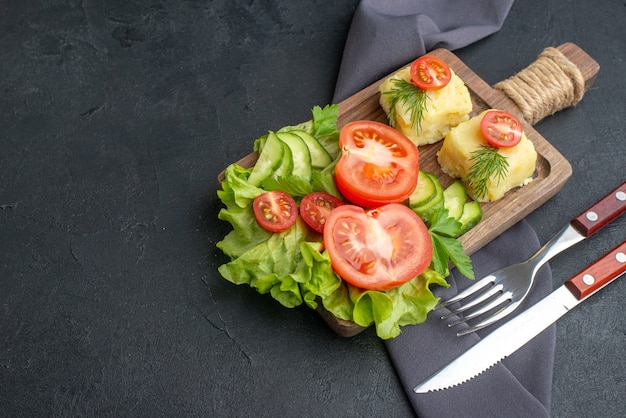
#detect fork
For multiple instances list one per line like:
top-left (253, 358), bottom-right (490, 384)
top-left (436, 181), bottom-right (626, 336)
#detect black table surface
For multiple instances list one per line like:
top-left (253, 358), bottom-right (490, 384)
top-left (1, 1), bottom-right (624, 416)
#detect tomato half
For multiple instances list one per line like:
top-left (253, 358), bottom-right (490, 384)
top-left (410, 55), bottom-right (451, 91)
top-left (334, 120), bottom-right (419, 208)
top-left (323, 203), bottom-right (433, 291)
top-left (300, 192), bottom-right (344, 234)
top-left (480, 110), bottom-right (523, 148)
top-left (253, 191), bottom-right (298, 233)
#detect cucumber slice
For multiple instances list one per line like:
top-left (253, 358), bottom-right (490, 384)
top-left (272, 139), bottom-right (294, 178)
top-left (276, 131), bottom-right (312, 179)
top-left (457, 200), bottom-right (482, 236)
top-left (443, 181), bottom-right (467, 221)
top-left (412, 172), bottom-right (444, 224)
top-left (290, 130), bottom-right (333, 168)
top-left (247, 132), bottom-right (284, 186)
top-left (409, 170), bottom-right (436, 208)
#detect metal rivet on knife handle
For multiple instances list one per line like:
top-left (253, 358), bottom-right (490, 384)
top-left (564, 241), bottom-right (626, 299)
top-left (571, 181), bottom-right (626, 237)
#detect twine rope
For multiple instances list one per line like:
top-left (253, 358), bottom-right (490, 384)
top-left (494, 47), bottom-right (585, 125)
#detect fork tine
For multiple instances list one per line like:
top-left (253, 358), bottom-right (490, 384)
top-left (446, 291), bottom-right (513, 326)
top-left (440, 284), bottom-right (504, 319)
top-left (456, 302), bottom-right (521, 336)
top-left (434, 275), bottom-right (495, 310)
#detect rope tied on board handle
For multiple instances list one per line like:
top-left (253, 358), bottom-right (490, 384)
top-left (494, 47), bottom-right (585, 125)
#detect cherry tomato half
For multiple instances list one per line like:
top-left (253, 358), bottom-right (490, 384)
top-left (300, 192), bottom-right (344, 234)
top-left (323, 203), bottom-right (433, 291)
top-left (253, 191), bottom-right (298, 233)
top-left (334, 120), bottom-right (419, 208)
top-left (410, 55), bottom-right (452, 91)
top-left (480, 110), bottom-right (523, 148)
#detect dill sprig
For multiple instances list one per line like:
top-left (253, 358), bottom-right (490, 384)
top-left (382, 78), bottom-right (428, 133)
top-left (466, 145), bottom-right (509, 199)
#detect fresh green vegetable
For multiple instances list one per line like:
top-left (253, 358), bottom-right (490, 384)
top-left (217, 104), bottom-right (479, 339)
top-left (457, 200), bottom-right (483, 236)
top-left (466, 145), bottom-right (509, 200)
top-left (269, 133), bottom-right (293, 179)
top-left (409, 170), bottom-right (436, 208)
top-left (288, 130), bottom-right (332, 168)
top-left (278, 104), bottom-right (341, 160)
top-left (427, 207), bottom-right (474, 279)
top-left (443, 180), bottom-right (467, 221)
top-left (410, 172), bottom-right (444, 224)
top-left (411, 171), bottom-right (482, 238)
top-left (382, 78), bottom-right (429, 133)
top-left (408, 172), bottom-right (480, 277)
top-left (247, 133), bottom-right (283, 186)
top-left (217, 162), bottom-right (450, 339)
top-left (275, 131), bottom-right (312, 180)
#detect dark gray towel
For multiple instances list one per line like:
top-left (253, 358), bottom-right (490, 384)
top-left (332, 1), bottom-right (554, 416)
top-left (334, 0), bottom-right (515, 102)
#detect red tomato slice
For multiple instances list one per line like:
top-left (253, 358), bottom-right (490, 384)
top-left (334, 120), bottom-right (419, 208)
top-left (300, 192), bottom-right (344, 234)
top-left (410, 55), bottom-right (452, 91)
top-left (480, 110), bottom-right (523, 148)
top-left (323, 204), bottom-right (433, 291)
top-left (253, 191), bottom-right (298, 233)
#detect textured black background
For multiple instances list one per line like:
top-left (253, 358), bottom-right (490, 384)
top-left (1, 0), bottom-right (624, 416)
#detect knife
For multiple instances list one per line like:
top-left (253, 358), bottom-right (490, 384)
top-left (414, 239), bottom-right (626, 393)
top-left (440, 181), bottom-right (626, 336)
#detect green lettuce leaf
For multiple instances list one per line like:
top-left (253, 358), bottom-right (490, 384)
top-left (216, 103), bottom-right (459, 340)
top-left (296, 242), bottom-right (342, 309)
top-left (217, 164), bottom-right (264, 208)
top-left (218, 218), bottom-right (310, 308)
top-left (217, 204), bottom-right (271, 259)
top-left (347, 269), bottom-right (448, 339)
top-left (260, 175), bottom-right (313, 197)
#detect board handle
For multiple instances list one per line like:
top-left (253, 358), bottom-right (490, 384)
top-left (494, 43), bottom-right (600, 125)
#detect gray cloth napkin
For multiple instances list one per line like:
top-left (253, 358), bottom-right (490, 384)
top-left (332, 1), bottom-right (555, 417)
top-left (333, 0), bottom-right (515, 102)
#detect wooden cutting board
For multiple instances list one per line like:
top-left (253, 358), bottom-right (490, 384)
top-left (218, 43), bottom-right (599, 337)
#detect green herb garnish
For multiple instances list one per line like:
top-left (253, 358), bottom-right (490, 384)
top-left (427, 207), bottom-right (474, 279)
top-left (466, 145), bottom-right (509, 200)
top-left (382, 78), bottom-right (428, 132)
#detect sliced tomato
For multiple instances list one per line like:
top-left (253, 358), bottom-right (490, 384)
top-left (323, 203), bottom-right (433, 291)
top-left (480, 110), bottom-right (523, 148)
top-left (334, 120), bottom-right (419, 208)
top-left (300, 192), bottom-right (344, 234)
top-left (410, 55), bottom-right (451, 91)
top-left (253, 191), bottom-right (298, 233)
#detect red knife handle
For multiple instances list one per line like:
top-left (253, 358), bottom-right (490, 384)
top-left (570, 181), bottom-right (626, 237)
top-left (565, 240), bottom-right (626, 299)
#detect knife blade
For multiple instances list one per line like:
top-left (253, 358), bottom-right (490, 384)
top-left (414, 240), bottom-right (626, 393)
